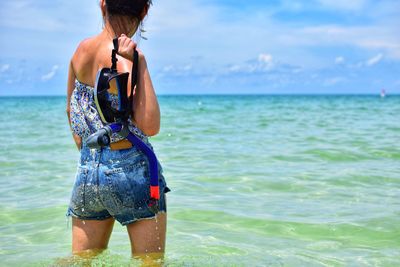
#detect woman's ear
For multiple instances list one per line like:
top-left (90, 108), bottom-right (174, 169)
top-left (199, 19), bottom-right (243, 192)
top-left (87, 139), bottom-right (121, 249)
top-left (139, 4), bottom-right (149, 20)
top-left (100, 0), bottom-right (106, 17)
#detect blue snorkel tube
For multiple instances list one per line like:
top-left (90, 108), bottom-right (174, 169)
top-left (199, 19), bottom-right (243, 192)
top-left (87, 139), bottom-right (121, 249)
top-left (86, 38), bottom-right (160, 214)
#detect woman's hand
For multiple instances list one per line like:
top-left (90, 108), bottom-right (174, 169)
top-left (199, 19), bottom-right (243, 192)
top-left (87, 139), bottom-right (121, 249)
top-left (117, 34), bottom-right (137, 61)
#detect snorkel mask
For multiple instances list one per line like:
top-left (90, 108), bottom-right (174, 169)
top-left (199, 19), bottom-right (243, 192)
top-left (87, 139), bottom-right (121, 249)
top-left (86, 38), bottom-right (161, 214)
top-left (94, 38), bottom-right (137, 124)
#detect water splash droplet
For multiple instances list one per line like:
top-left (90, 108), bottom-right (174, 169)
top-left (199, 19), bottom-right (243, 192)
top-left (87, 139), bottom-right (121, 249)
top-left (82, 220), bottom-right (86, 225)
top-left (81, 208), bottom-right (85, 212)
top-left (66, 215), bottom-right (71, 229)
top-left (158, 246), bottom-right (161, 250)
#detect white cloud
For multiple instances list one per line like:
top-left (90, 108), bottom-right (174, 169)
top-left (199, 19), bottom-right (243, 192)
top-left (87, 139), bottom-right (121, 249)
top-left (162, 65), bottom-right (174, 72)
top-left (1, 64), bottom-right (10, 72)
top-left (365, 53), bottom-right (383, 66)
top-left (280, 1), bottom-right (305, 12)
top-left (183, 64), bottom-right (192, 71)
top-left (0, 2), bottom-right (62, 32)
top-left (258, 54), bottom-right (274, 71)
top-left (1, 0), bottom-right (399, 95)
top-left (324, 77), bottom-right (346, 86)
top-left (225, 53), bottom-right (276, 74)
top-left (41, 65), bottom-right (59, 81)
top-left (258, 54), bottom-right (273, 64)
top-left (299, 25), bottom-right (400, 60)
top-left (335, 57), bottom-right (345, 64)
top-left (160, 63), bottom-right (194, 77)
top-left (317, 0), bottom-right (367, 11)
top-left (228, 65), bottom-right (241, 73)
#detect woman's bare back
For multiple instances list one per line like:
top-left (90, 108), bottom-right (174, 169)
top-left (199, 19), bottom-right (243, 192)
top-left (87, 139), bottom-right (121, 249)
top-left (72, 34), bottom-right (134, 96)
top-left (67, 37), bottom-right (160, 147)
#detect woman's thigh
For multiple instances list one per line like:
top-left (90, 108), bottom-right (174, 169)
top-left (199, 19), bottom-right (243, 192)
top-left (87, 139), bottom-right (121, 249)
top-left (72, 217), bottom-right (115, 253)
top-left (127, 211), bottom-right (167, 258)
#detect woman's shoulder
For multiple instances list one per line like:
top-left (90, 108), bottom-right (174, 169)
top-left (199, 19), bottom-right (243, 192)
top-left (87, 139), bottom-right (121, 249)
top-left (72, 37), bottom-right (97, 64)
top-left (71, 36), bottom-right (100, 84)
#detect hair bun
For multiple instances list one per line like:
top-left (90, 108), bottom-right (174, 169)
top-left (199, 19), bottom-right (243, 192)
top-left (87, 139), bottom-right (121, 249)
top-left (105, 0), bottom-right (150, 17)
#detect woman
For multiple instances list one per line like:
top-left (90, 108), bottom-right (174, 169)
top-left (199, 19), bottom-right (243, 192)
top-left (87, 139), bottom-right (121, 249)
top-left (65, 0), bottom-right (171, 264)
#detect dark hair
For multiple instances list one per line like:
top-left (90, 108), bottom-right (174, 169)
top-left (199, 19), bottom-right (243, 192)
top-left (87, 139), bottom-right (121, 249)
top-left (105, 0), bottom-right (152, 39)
top-left (105, 0), bottom-right (151, 20)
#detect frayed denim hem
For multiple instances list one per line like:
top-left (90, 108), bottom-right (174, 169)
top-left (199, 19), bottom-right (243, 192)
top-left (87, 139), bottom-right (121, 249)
top-left (66, 207), bottom-right (112, 221)
top-left (121, 210), bottom-right (167, 226)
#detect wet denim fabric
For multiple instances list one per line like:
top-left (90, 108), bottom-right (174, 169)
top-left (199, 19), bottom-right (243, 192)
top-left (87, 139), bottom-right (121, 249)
top-left (66, 140), bottom-right (171, 226)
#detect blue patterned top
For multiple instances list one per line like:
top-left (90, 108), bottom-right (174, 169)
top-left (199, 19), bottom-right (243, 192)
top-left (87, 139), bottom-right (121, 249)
top-left (69, 79), bottom-right (148, 143)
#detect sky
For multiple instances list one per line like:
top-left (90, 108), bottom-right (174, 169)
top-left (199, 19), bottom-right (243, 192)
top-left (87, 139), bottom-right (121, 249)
top-left (0, 0), bottom-right (399, 95)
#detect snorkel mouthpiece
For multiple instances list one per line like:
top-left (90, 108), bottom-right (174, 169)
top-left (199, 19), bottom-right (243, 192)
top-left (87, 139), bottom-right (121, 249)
top-left (86, 126), bottom-right (112, 149)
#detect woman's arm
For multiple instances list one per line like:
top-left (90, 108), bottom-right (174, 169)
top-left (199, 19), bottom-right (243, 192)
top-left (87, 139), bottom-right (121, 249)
top-left (117, 35), bottom-right (161, 136)
top-left (66, 60), bottom-right (82, 150)
top-left (132, 54), bottom-right (161, 136)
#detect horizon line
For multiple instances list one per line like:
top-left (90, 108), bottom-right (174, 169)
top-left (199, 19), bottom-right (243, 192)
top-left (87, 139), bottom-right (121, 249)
top-left (1, 93), bottom-right (400, 98)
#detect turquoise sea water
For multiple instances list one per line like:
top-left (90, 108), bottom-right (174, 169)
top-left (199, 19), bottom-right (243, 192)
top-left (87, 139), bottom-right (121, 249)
top-left (0, 95), bottom-right (399, 266)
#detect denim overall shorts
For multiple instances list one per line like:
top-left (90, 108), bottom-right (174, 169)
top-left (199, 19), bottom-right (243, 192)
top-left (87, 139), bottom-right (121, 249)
top-left (66, 140), bottom-right (171, 226)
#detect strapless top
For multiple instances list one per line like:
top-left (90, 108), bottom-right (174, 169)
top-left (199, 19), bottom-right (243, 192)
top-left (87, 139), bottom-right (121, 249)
top-left (69, 79), bottom-right (148, 144)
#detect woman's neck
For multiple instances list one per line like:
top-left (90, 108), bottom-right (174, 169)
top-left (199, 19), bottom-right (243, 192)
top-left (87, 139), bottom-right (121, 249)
top-left (102, 18), bottom-right (137, 39)
top-left (100, 26), bottom-right (117, 42)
